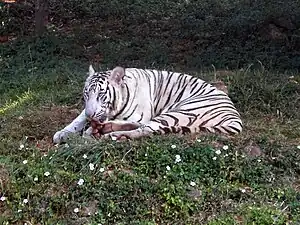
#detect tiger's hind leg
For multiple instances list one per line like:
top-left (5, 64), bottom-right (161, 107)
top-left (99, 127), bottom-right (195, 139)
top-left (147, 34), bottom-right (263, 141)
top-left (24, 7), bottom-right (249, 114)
top-left (103, 114), bottom-right (190, 140)
top-left (103, 110), bottom-right (242, 140)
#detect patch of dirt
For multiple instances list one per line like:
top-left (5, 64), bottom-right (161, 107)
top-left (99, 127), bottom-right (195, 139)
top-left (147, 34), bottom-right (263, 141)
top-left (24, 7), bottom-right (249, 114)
top-left (187, 187), bottom-right (202, 200)
top-left (242, 141), bottom-right (262, 157)
top-left (2, 105), bottom-right (81, 150)
top-left (81, 200), bottom-right (99, 217)
top-left (45, 183), bottom-right (69, 198)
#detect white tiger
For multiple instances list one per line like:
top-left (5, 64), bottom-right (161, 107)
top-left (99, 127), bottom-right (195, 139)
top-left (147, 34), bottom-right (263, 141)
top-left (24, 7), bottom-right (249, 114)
top-left (53, 65), bottom-right (242, 143)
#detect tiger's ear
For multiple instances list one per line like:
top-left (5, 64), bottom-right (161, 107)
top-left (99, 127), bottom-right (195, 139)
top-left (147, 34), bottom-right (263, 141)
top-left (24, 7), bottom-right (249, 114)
top-left (109, 66), bottom-right (125, 85)
top-left (88, 65), bottom-right (95, 76)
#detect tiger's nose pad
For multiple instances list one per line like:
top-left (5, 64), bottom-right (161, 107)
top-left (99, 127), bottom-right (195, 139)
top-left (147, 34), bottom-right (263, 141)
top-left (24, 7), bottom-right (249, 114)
top-left (85, 109), bottom-right (96, 119)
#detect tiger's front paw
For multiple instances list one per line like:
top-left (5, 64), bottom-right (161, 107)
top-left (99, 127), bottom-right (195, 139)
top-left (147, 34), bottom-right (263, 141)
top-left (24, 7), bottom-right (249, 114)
top-left (53, 130), bottom-right (69, 144)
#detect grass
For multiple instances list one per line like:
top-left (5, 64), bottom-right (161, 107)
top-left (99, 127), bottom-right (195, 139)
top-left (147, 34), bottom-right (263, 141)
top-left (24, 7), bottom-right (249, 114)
top-left (1, 0), bottom-right (300, 224)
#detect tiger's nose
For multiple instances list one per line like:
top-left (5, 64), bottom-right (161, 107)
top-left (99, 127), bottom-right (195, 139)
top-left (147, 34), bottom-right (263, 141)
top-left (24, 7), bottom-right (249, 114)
top-left (85, 108), bottom-right (96, 119)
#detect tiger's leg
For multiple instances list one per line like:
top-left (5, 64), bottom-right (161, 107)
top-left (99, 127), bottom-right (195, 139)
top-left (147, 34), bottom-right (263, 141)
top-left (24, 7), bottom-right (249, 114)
top-left (53, 110), bottom-right (87, 144)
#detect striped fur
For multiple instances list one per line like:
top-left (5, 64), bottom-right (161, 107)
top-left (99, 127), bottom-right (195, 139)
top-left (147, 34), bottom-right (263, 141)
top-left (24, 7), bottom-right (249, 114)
top-left (53, 66), bottom-right (242, 143)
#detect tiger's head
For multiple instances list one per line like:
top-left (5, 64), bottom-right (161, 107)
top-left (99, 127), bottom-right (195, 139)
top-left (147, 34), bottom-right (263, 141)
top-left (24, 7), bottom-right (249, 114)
top-left (83, 65), bottom-right (126, 122)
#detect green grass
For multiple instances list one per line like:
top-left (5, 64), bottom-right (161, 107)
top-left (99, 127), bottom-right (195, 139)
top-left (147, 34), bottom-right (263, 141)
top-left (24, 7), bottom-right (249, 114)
top-left (1, 134), bottom-right (300, 224)
top-left (1, 0), bottom-right (300, 224)
top-left (1, 39), bottom-right (300, 224)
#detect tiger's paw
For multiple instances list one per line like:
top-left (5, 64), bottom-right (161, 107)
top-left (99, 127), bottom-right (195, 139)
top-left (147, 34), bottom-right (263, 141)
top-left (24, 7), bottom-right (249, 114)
top-left (53, 130), bottom-right (69, 144)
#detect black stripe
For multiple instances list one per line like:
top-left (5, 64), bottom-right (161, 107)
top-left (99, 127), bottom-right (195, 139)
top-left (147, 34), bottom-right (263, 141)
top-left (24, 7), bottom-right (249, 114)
top-left (162, 84), bottom-right (177, 109)
top-left (160, 113), bottom-right (179, 126)
top-left (186, 114), bottom-right (199, 126)
top-left (182, 102), bottom-right (237, 112)
top-left (174, 74), bottom-right (185, 95)
top-left (179, 95), bottom-right (231, 107)
top-left (123, 104), bottom-right (138, 120)
top-left (174, 83), bottom-right (189, 103)
top-left (137, 112), bottom-right (144, 122)
top-left (154, 71), bottom-right (164, 113)
top-left (227, 125), bottom-right (241, 133)
top-left (111, 86), bottom-right (117, 109)
top-left (221, 126), bottom-right (236, 135)
top-left (112, 84), bottom-right (130, 119)
top-left (158, 119), bottom-right (169, 126)
top-left (171, 126), bottom-right (177, 133)
top-left (181, 126), bottom-right (191, 134)
top-left (161, 72), bottom-right (174, 97)
top-left (190, 80), bottom-right (201, 93)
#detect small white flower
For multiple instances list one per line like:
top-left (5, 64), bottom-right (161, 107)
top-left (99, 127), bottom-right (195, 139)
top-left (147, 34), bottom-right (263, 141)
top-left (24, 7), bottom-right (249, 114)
top-left (224, 154), bottom-right (229, 157)
top-left (257, 159), bottom-right (261, 162)
top-left (171, 145), bottom-right (177, 149)
top-left (271, 157), bottom-right (276, 160)
top-left (111, 136), bottom-right (117, 141)
top-left (166, 166), bottom-right (171, 171)
top-left (215, 150), bottom-right (221, 155)
top-left (163, 175), bottom-right (166, 179)
top-left (240, 189), bottom-right (246, 193)
top-left (196, 139), bottom-right (201, 142)
top-left (64, 143), bottom-right (69, 148)
top-left (297, 145), bottom-right (300, 150)
top-left (0, 196), bottom-right (6, 201)
top-left (23, 199), bottom-right (28, 204)
top-left (89, 163), bottom-right (95, 171)
top-left (44, 171), bottom-right (50, 177)
top-left (77, 178), bottom-right (84, 186)
top-left (175, 154), bottom-right (181, 163)
top-left (190, 181), bottom-right (196, 186)
top-left (99, 168), bottom-right (105, 172)
top-left (222, 145), bottom-right (229, 150)
top-left (73, 207), bottom-right (79, 213)
top-left (19, 144), bottom-right (25, 150)
top-left (22, 160), bottom-right (28, 164)
top-left (145, 153), bottom-right (148, 157)
top-left (34, 177), bottom-right (38, 182)
top-left (43, 153), bottom-right (48, 157)
top-left (212, 156), bottom-right (217, 160)
top-left (17, 209), bottom-right (22, 212)
top-left (83, 154), bottom-right (87, 159)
